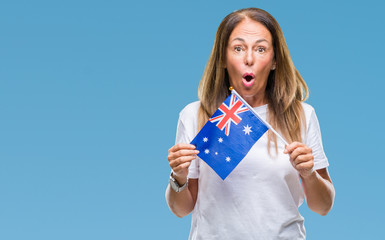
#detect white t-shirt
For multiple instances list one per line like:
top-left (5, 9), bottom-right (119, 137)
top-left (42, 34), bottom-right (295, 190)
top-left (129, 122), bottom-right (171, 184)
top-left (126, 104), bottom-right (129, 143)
top-left (175, 101), bottom-right (329, 240)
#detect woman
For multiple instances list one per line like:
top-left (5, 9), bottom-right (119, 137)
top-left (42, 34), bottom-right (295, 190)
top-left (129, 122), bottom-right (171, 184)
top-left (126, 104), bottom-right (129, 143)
top-left (166, 8), bottom-right (335, 239)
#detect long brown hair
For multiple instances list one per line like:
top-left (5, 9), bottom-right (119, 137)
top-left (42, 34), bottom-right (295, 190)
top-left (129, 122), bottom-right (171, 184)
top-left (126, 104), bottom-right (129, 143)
top-left (198, 8), bottom-right (309, 150)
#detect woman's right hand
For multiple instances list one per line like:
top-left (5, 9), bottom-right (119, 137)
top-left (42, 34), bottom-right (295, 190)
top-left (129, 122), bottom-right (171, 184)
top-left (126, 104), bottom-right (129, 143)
top-left (167, 143), bottom-right (199, 183)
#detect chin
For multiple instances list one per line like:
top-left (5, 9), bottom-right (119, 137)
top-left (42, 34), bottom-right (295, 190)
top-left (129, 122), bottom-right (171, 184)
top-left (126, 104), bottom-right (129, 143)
top-left (237, 89), bottom-right (257, 97)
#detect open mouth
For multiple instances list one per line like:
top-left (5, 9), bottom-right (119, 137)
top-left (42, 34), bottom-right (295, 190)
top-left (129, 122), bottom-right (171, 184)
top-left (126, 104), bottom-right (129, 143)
top-left (243, 73), bottom-right (255, 82)
top-left (242, 73), bottom-right (255, 87)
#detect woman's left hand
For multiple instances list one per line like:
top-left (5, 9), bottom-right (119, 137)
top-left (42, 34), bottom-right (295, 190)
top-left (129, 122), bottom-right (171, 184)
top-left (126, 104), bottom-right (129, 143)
top-left (284, 142), bottom-right (314, 178)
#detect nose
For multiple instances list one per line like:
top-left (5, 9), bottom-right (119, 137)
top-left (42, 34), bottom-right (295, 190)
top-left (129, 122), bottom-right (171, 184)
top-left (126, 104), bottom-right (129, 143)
top-left (244, 49), bottom-right (254, 66)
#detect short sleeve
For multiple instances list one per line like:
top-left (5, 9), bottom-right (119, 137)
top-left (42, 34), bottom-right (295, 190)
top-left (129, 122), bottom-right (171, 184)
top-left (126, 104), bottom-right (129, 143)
top-left (304, 107), bottom-right (329, 170)
top-left (174, 102), bottom-right (200, 179)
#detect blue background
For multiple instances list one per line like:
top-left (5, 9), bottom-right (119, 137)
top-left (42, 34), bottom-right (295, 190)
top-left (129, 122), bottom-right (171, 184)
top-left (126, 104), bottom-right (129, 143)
top-left (0, 0), bottom-right (384, 239)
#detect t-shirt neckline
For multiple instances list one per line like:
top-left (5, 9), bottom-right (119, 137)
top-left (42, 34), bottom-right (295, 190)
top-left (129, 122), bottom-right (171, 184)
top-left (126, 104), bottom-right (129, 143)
top-left (253, 104), bottom-right (267, 114)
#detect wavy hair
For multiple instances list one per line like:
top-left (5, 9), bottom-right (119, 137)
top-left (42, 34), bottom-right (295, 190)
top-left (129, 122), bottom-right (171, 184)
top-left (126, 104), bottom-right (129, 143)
top-left (198, 8), bottom-right (309, 151)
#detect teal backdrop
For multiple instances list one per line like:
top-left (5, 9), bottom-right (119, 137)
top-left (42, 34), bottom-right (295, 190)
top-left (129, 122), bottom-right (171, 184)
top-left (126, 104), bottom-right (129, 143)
top-left (1, 0), bottom-right (384, 239)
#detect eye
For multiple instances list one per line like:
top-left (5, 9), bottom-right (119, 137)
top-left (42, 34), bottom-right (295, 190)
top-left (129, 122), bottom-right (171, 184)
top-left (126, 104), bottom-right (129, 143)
top-left (256, 47), bottom-right (266, 53)
top-left (234, 46), bottom-right (243, 52)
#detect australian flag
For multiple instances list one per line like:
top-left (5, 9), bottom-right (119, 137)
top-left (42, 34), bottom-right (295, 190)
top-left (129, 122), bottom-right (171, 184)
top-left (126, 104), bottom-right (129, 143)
top-left (191, 91), bottom-right (268, 180)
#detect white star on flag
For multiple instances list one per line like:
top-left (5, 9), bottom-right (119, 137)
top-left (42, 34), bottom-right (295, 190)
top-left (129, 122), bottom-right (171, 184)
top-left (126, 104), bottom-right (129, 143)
top-left (243, 125), bottom-right (252, 135)
top-left (225, 156), bottom-right (231, 162)
top-left (203, 137), bottom-right (208, 142)
top-left (218, 137), bottom-right (223, 143)
top-left (204, 149), bottom-right (210, 154)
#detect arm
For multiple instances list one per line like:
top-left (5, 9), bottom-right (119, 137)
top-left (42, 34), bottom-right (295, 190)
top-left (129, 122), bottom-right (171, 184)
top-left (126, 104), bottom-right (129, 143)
top-left (166, 178), bottom-right (198, 218)
top-left (165, 143), bottom-right (199, 218)
top-left (300, 168), bottom-right (335, 216)
top-left (285, 142), bottom-right (335, 216)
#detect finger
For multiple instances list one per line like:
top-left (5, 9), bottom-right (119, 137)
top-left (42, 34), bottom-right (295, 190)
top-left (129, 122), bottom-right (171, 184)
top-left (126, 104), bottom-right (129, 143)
top-left (294, 161), bottom-right (314, 172)
top-left (168, 149), bottom-right (199, 162)
top-left (284, 142), bottom-right (303, 154)
top-left (292, 153), bottom-right (314, 165)
top-left (173, 161), bottom-right (191, 173)
top-left (169, 155), bottom-right (196, 169)
top-left (168, 143), bottom-right (196, 153)
top-left (169, 155), bottom-right (196, 168)
top-left (174, 149), bottom-right (199, 158)
top-left (290, 146), bottom-right (311, 162)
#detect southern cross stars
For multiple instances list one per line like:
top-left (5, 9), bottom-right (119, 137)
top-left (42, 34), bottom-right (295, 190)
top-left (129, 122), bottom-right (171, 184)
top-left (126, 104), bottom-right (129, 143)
top-left (243, 125), bottom-right (252, 135)
top-left (201, 136), bottom-right (230, 162)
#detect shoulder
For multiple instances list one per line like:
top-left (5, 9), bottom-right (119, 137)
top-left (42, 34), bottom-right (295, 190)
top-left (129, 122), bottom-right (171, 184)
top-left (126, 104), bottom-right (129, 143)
top-left (301, 102), bottom-right (317, 125)
top-left (175, 101), bottom-right (201, 142)
top-left (300, 102), bottom-right (323, 138)
top-left (301, 102), bottom-right (315, 116)
top-left (179, 101), bottom-right (201, 120)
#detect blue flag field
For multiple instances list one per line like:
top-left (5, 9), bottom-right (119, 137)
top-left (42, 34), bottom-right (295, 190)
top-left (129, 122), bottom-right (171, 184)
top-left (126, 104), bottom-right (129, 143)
top-left (191, 91), bottom-right (269, 180)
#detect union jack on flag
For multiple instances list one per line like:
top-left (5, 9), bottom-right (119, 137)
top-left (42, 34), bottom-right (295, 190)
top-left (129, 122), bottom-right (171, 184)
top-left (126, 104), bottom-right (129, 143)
top-left (191, 91), bottom-right (269, 180)
top-left (209, 94), bottom-right (249, 136)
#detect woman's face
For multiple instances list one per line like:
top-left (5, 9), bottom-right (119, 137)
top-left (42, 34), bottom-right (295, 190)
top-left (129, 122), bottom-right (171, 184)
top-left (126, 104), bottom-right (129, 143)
top-left (225, 18), bottom-right (276, 107)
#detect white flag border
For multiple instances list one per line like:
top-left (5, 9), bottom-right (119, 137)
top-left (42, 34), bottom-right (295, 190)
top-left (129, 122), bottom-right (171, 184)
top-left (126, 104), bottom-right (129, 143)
top-left (232, 89), bottom-right (289, 146)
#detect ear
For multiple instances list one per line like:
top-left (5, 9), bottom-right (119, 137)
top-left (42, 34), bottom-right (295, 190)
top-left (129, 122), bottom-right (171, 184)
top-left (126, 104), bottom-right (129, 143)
top-left (271, 60), bottom-right (276, 70)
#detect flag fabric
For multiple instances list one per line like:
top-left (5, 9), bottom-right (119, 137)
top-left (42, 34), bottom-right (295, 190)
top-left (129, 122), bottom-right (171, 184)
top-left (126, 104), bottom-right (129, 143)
top-left (191, 91), bottom-right (269, 180)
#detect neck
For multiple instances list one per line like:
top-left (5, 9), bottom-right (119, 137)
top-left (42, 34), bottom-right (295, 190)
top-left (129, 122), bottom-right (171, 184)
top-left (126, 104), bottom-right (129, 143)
top-left (243, 93), bottom-right (267, 108)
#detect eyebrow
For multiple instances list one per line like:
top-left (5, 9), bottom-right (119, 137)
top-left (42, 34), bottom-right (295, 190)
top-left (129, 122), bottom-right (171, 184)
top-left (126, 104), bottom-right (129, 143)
top-left (230, 37), bottom-right (269, 44)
